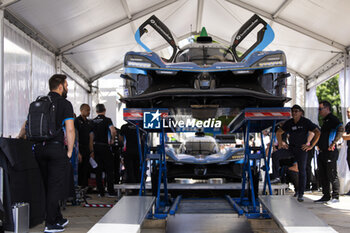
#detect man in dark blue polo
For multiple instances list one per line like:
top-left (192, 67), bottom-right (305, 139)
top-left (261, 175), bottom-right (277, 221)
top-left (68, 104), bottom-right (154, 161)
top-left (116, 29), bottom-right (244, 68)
top-left (343, 107), bottom-right (350, 195)
top-left (271, 105), bottom-right (320, 202)
top-left (315, 100), bottom-right (344, 204)
top-left (343, 107), bottom-right (350, 171)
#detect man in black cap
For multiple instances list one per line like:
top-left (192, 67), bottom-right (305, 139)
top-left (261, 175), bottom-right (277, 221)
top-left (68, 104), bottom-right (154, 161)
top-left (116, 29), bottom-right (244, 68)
top-left (271, 104), bottom-right (320, 202)
top-left (315, 100), bottom-right (344, 203)
top-left (89, 104), bottom-right (117, 197)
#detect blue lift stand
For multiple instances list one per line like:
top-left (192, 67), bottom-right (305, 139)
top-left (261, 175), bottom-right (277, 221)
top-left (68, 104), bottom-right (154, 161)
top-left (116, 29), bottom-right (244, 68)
top-left (228, 107), bottom-right (291, 218)
top-left (169, 195), bottom-right (182, 215)
top-left (123, 108), bottom-right (171, 219)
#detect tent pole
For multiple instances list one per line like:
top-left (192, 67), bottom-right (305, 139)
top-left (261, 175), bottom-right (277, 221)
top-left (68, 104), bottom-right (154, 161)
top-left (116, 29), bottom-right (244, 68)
top-left (0, 10), bottom-right (4, 136)
top-left (344, 52), bottom-right (348, 120)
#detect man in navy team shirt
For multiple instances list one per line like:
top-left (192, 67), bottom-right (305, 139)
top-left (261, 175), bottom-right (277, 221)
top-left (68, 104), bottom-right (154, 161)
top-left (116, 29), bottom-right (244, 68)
top-left (271, 105), bottom-right (320, 202)
top-left (342, 107), bottom-right (350, 195)
top-left (314, 101), bottom-right (344, 204)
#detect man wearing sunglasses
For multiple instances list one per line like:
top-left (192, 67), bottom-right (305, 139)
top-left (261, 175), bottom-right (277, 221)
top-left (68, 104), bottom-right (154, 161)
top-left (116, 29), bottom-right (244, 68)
top-left (272, 105), bottom-right (320, 202)
top-left (315, 100), bottom-right (344, 204)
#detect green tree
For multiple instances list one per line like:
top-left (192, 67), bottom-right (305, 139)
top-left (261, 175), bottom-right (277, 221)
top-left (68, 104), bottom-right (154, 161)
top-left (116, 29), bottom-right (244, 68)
top-left (316, 74), bottom-right (342, 124)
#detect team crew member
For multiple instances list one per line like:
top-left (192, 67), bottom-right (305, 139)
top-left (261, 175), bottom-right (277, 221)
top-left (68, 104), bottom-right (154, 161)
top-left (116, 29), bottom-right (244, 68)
top-left (18, 74), bottom-right (75, 233)
top-left (342, 107), bottom-right (350, 171)
top-left (315, 101), bottom-right (344, 203)
top-left (343, 107), bottom-right (350, 195)
top-left (111, 127), bottom-right (122, 184)
top-left (120, 122), bottom-right (141, 184)
top-left (75, 104), bottom-right (93, 188)
top-left (272, 105), bottom-right (320, 202)
top-left (89, 104), bottom-right (117, 197)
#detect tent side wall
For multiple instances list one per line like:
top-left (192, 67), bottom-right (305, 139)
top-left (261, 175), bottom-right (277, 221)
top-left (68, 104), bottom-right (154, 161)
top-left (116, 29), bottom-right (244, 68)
top-left (1, 19), bottom-right (90, 137)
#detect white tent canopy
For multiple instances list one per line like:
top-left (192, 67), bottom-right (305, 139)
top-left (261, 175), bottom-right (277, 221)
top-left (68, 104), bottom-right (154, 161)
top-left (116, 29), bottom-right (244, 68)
top-left (1, 0), bottom-right (350, 135)
top-left (4, 0), bottom-right (350, 85)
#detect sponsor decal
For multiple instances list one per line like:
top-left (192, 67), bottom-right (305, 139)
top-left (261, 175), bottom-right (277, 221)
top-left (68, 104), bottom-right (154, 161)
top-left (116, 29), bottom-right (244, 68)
top-left (144, 110), bottom-right (162, 129)
top-left (143, 109), bottom-right (222, 130)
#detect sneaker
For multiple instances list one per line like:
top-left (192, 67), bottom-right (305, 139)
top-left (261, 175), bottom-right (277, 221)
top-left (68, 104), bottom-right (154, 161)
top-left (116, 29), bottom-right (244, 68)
top-left (326, 198), bottom-right (339, 204)
top-left (297, 196), bottom-right (304, 202)
top-left (97, 193), bottom-right (105, 198)
top-left (58, 219), bottom-right (69, 227)
top-left (44, 224), bottom-right (64, 233)
top-left (270, 178), bottom-right (281, 184)
top-left (314, 196), bottom-right (330, 203)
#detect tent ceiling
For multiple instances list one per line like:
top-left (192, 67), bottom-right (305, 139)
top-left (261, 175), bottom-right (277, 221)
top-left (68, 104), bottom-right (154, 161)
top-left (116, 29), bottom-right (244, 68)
top-left (5, 0), bottom-right (350, 84)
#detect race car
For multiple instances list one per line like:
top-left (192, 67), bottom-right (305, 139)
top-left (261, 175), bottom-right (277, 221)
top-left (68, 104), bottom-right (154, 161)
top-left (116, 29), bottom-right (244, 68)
top-left (121, 14), bottom-right (290, 109)
top-left (165, 131), bottom-right (244, 181)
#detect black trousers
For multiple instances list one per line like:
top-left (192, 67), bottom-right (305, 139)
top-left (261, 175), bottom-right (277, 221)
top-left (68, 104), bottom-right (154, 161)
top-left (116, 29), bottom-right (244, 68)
top-left (306, 148), bottom-right (318, 190)
top-left (347, 148), bottom-right (350, 171)
top-left (272, 147), bottom-right (308, 196)
top-left (111, 146), bottom-right (121, 184)
top-left (78, 146), bottom-right (90, 187)
top-left (272, 149), bottom-right (294, 178)
top-left (318, 150), bottom-right (340, 199)
top-left (94, 145), bottom-right (114, 195)
top-left (34, 143), bottom-right (68, 225)
top-left (124, 150), bottom-right (141, 183)
top-left (286, 169), bottom-right (299, 192)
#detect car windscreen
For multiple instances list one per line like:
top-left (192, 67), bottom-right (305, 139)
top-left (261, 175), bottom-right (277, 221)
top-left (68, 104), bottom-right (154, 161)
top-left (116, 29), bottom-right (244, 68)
top-left (175, 47), bottom-right (234, 66)
top-left (180, 136), bottom-right (219, 155)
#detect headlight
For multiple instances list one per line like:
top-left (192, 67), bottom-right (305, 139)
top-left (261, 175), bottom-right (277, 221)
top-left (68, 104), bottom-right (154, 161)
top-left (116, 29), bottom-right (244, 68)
top-left (251, 53), bottom-right (286, 68)
top-left (231, 154), bottom-right (244, 160)
top-left (165, 155), bottom-right (175, 161)
top-left (127, 61), bottom-right (151, 68)
top-left (155, 70), bottom-right (178, 75)
top-left (125, 54), bottom-right (159, 68)
top-left (232, 70), bottom-right (254, 75)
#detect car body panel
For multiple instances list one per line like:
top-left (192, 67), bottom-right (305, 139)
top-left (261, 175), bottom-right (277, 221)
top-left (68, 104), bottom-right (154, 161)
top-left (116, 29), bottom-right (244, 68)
top-left (124, 49), bottom-right (286, 72)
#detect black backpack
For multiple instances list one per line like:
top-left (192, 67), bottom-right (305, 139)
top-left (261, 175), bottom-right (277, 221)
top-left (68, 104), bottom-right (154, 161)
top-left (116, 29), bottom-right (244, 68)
top-left (25, 95), bottom-right (60, 141)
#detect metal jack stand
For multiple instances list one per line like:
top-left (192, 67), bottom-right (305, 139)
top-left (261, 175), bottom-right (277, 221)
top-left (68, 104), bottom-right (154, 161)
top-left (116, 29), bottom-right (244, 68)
top-left (147, 127), bottom-right (169, 219)
top-left (228, 108), bottom-right (290, 218)
top-left (123, 108), bottom-right (170, 219)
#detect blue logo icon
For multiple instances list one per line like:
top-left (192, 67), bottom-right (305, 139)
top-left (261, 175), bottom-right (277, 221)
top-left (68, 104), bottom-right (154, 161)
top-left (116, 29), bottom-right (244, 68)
top-left (144, 110), bottom-right (161, 129)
